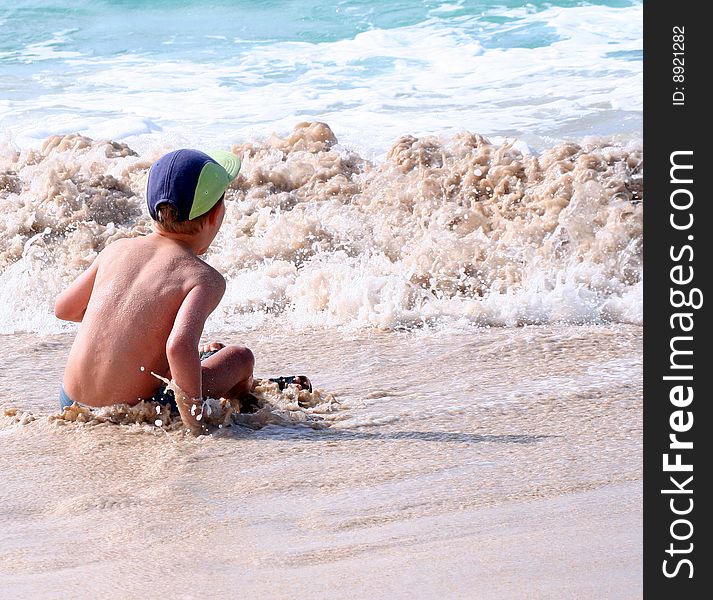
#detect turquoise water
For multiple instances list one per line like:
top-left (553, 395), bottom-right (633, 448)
top-left (0, 0), bottom-right (643, 154)
top-left (2, 0), bottom-right (639, 49)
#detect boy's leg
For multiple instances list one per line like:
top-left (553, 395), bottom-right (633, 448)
top-left (200, 344), bottom-right (255, 400)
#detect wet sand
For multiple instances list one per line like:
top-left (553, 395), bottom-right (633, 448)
top-left (1, 324), bottom-right (642, 599)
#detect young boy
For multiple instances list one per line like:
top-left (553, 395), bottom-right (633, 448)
top-left (55, 149), bottom-right (257, 434)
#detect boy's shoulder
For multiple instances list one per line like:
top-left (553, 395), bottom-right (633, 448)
top-left (97, 235), bottom-right (224, 286)
top-left (94, 236), bottom-right (132, 264)
top-left (95, 235), bottom-right (149, 267)
top-left (98, 235), bottom-right (141, 254)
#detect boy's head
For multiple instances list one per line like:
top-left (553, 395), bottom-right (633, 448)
top-left (147, 149), bottom-right (241, 234)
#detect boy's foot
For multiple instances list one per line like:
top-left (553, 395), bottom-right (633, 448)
top-left (198, 342), bottom-right (313, 393)
top-left (268, 375), bottom-right (312, 393)
top-left (199, 341), bottom-right (225, 361)
top-left (237, 377), bottom-right (312, 414)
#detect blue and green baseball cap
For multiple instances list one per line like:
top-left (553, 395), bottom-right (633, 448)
top-left (146, 149), bottom-right (241, 221)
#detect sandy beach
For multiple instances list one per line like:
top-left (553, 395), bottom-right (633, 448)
top-left (1, 324), bottom-right (642, 599)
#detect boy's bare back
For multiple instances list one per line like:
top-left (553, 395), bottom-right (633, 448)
top-left (60, 233), bottom-right (224, 407)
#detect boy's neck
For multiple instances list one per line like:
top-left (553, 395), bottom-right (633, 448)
top-left (152, 229), bottom-right (209, 255)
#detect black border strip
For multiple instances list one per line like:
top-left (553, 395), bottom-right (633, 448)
top-left (644, 2), bottom-right (709, 596)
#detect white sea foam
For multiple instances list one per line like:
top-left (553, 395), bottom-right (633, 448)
top-left (0, 124), bottom-right (642, 334)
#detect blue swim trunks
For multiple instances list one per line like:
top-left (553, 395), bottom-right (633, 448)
top-left (57, 349), bottom-right (222, 413)
top-left (59, 385), bottom-right (178, 413)
top-left (58, 385), bottom-right (78, 412)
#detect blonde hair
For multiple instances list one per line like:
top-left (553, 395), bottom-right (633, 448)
top-left (153, 198), bottom-right (222, 234)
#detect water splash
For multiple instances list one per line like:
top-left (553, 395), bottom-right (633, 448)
top-left (0, 123), bottom-right (642, 333)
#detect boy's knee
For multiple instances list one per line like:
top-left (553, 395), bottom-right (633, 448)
top-left (227, 344), bottom-right (254, 368)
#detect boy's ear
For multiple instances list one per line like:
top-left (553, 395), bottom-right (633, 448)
top-left (206, 197), bottom-right (224, 225)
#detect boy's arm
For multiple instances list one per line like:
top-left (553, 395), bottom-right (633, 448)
top-left (166, 274), bottom-right (225, 433)
top-left (54, 259), bottom-right (100, 322)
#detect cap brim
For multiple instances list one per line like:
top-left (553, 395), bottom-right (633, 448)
top-left (206, 150), bottom-right (241, 180)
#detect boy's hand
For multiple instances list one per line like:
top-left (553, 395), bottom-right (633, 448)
top-left (175, 395), bottom-right (210, 436)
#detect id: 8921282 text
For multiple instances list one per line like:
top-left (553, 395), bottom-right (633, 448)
top-left (672, 26), bottom-right (685, 106)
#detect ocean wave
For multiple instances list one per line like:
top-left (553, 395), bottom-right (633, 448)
top-left (0, 122), bottom-right (642, 333)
